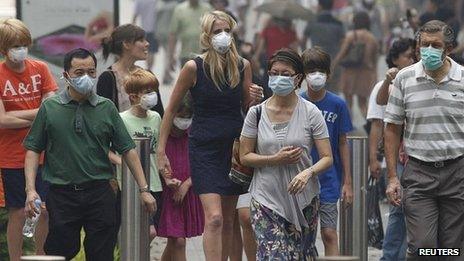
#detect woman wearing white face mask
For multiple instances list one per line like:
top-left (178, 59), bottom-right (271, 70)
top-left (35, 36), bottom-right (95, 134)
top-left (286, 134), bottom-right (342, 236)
top-left (239, 48), bottom-right (333, 260)
top-left (157, 11), bottom-right (263, 260)
top-left (0, 18), bottom-right (58, 260)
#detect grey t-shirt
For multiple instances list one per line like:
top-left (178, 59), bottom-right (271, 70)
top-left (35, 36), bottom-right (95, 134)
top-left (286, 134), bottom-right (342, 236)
top-left (241, 97), bottom-right (329, 231)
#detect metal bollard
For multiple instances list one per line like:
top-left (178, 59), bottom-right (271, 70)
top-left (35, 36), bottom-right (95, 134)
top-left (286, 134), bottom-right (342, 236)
top-left (20, 256), bottom-right (65, 261)
top-left (121, 137), bottom-right (151, 261)
top-left (339, 136), bottom-right (368, 261)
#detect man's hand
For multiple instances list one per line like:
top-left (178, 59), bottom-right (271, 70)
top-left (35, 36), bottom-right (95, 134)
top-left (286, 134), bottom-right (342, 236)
top-left (140, 192), bottom-right (157, 214)
top-left (341, 183), bottom-right (353, 204)
top-left (25, 190), bottom-right (41, 218)
top-left (386, 176), bottom-right (402, 206)
top-left (369, 160), bottom-right (382, 179)
top-left (385, 67), bottom-right (399, 83)
top-left (173, 181), bottom-right (190, 205)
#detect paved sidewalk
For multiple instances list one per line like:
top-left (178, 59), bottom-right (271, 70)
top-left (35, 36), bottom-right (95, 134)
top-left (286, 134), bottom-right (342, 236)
top-left (149, 202), bottom-right (390, 260)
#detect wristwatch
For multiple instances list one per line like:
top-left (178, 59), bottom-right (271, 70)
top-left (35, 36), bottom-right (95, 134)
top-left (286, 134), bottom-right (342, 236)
top-left (139, 185), bottom-right (150, 193)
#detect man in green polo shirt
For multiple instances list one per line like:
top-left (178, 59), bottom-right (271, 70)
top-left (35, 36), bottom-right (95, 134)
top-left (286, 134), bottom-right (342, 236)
top-left (23, 48), bottom-right (156, 261)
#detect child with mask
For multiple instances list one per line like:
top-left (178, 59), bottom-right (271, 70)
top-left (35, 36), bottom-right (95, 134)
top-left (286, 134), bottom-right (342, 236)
top-left (301, 47), bottom-right (354, 256)
top-left (113, 68), bottom-right (163, 240)
top-left (158, 94), bottom-right (204, 261)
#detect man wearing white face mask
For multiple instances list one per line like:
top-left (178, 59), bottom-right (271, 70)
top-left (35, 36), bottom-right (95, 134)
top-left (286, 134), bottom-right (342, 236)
top-left (0, 18), bottom-right (57, 260)
top-left (301, 47), bottom-right (353, 256)
top-left (23, 48), bottom-right (156, 260)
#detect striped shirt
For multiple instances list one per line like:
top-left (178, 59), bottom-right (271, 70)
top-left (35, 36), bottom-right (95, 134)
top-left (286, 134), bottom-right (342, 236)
top-left (272, 122), bottom-right (289, 142)
top-left (384, 58), bottom-right (464, 162)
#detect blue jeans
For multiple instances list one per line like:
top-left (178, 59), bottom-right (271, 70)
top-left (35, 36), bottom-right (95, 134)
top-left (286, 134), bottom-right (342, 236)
top-left (380, 164), bottom-right (407, 261)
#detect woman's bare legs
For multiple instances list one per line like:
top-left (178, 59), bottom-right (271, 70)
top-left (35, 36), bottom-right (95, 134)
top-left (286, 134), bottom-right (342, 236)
top-left (229, 211), bottom-right (243, 261)
top-left (238, 207), bottom-right (257, 261)
top-left (199, 193), bottom-right (239, 261)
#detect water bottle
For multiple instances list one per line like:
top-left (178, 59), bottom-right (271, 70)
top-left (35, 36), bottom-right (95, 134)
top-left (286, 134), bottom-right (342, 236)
top-left (23, 199), bottom-right (42, 238)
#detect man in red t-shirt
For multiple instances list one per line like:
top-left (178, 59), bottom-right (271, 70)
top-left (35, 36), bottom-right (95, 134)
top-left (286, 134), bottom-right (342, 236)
top-left (253, 17), bottom-right (299, 68)
top-left (0, 18), bottom-right (57, 260)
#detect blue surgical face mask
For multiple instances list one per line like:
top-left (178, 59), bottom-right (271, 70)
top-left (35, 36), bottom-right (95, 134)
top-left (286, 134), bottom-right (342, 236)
top-left (268, 75), bottom-right (295, 96)
top-left (66, 74), bottom-right (96, 95)
top-left (420, 46), bottom-right (444, 71)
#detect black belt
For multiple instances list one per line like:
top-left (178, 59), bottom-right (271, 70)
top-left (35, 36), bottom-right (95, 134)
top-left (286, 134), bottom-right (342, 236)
top-left (408, 155), bottom-right (464, 168)
top-left (50, 180), bottom-right (109, 191)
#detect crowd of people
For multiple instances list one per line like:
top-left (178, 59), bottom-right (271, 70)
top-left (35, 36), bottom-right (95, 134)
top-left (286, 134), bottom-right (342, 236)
top-left (1, 0), bottom-right (464, 260)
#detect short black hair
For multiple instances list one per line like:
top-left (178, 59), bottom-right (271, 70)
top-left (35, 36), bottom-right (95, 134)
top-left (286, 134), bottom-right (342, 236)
top-left (386, 39), bottom-right (414, 68)
top-left (302, 46), bottom-right (331, 75)
top-left (318, 0), bottom-right (333, 10)
top-left (353, 11), bottom-right (370, 30)
top-left (63, 48), bottom-right (97, 72)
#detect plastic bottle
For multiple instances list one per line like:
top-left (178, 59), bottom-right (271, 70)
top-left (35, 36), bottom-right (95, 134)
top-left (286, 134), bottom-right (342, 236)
top-left (22, 199), bottom-right (42, 238)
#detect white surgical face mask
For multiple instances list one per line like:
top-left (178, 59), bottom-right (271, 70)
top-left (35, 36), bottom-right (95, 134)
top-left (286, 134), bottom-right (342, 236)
top-left (306, 72), bottom-right (327, 91)
top-left (65, 74), bottom-right (96, 95)
top-left (8, 47), bottom-right (28, 63)
top-left (268, 75), bottom-right (295, 96)
top-left (212, 31), bottom-right (232, 54)
top-left (173, 117), bottom-right (192, 130)
top-left (138, 92), bottom-right (158, 110)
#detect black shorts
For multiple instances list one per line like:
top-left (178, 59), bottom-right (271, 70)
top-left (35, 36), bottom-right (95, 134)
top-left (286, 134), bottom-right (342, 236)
top-left (146, 32), bottom-right (159, 53)
top-left (1, 167), bottom-right (49, 209)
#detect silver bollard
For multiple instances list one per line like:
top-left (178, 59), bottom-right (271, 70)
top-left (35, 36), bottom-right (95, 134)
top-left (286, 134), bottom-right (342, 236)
top-left (121, 137), bottom-right (151, 261)
top-left (339, 136), bottom-right (368, 261)
top-left (21, 256), bottom-right (65, 261)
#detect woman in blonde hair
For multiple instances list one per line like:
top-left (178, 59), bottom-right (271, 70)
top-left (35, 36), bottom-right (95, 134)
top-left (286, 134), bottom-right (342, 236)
top-left (157, 11), bottom-right (263, 260)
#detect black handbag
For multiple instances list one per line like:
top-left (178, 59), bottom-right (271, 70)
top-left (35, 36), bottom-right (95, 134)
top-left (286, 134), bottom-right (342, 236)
top-left (367, 176), bottom-right (384, 249)
top-left (339, 31), bottom-right (365, 68)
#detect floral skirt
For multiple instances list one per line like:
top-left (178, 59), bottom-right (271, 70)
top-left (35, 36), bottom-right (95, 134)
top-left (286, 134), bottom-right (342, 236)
top-left (251, 197), bottom-right (320, 260)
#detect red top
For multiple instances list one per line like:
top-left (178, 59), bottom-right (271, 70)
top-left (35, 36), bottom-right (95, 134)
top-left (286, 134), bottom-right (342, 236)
top-left (261, 25), bottom-right (297, 59)
top-left (0, 59), bottom-right (58, 168)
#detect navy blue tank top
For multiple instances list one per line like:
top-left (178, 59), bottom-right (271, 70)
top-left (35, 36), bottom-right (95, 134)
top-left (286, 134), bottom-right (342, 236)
top-left (189, 57), bottom-right (244, 143)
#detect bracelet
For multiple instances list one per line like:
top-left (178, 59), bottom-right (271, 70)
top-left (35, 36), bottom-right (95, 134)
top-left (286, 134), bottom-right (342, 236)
top-left (308, 167), bottom-right (316, 177)
top-left (139, 185), bottom-right (150, 193)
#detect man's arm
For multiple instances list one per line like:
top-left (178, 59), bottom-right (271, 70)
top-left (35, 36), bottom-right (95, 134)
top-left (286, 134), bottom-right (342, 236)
top-left (376, 68), bottom-right (398, 105)
top-left (24, 150), bottom-right (41, 217)
top-left (339, 134), bottom-right (353, 204)
top-left (369, 119), bottom-right (383, 178)
top-left (384, 123), bottom-right (403, 206)
top-left (121, 149), bottom-right (156, 213)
